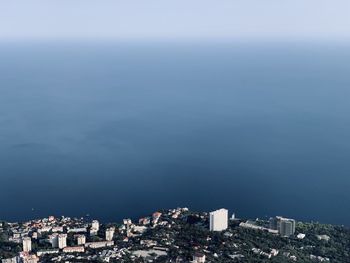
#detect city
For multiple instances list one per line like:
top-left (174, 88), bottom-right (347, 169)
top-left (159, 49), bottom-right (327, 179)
top-left (1, 208), bottom-right (349, 262)
top-left (2, 1), bottom-right (350, 263)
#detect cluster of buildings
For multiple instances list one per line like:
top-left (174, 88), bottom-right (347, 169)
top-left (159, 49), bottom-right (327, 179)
top-left (208, 209), bottom-right (296, 238)
top-left (1, 207), bottom-right (328, 263)
top-left (238, 215), bottom-right (297, 238)
top-left (1, 208), bottom-right (192, 262)
top-left (1, 215), bottom-right (119, 263)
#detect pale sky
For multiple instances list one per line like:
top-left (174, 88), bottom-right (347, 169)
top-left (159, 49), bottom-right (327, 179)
top-left (1, 0), bottom-right (350, 41)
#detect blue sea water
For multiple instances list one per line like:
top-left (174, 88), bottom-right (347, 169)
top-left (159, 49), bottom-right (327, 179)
top-left (0, 42), bottom-right (350, 225)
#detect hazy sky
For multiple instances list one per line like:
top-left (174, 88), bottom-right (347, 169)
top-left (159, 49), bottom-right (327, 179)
top-left (1, 0), bottom-right (350, 41)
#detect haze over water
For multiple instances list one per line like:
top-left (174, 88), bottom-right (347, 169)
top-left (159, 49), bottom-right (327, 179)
top-left (1, 42), bottom-right (350, 225)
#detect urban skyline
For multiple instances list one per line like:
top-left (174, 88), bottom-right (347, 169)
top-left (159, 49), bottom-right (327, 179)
top-left (2, 206), bottom-right (340, 263)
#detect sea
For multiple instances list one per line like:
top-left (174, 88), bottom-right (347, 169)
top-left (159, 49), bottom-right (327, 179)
top-left (1, 41), bottom-right (350, 225)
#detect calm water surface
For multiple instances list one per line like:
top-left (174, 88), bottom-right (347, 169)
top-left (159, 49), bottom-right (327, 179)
top-left (1, 42), bottom-right (350, 225)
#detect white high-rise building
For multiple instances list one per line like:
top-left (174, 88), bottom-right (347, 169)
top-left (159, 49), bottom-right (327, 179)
top-left (77, 234), bottom-right (86, 245)
top-left (105, 227), bottom-right (115, 241)
top-left (58, 234), bottom-right (67, 249)
top-left (22, 237), bottom-right (32, 252)
top-left (209, 208), bottom-right (228, 231)
top-left (92, 220), bottom-right (99, 231)
top-left (90, 220), bottom-right (99, 235)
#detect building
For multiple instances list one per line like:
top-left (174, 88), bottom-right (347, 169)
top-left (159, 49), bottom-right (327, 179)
top-left (105, 227), bottom-right (115, 241)
top-left (76, 234), bottom-right (86, 245)
top-left (22, 254), bottom-right (39, 263)
top-left (209, 209), bottom-right (228, 231)
top-left (140, 239), bottom-right (158, 247)
top-left (92, 220), bottom-right (99, 230)
top-left (31, 232), bottom-right (38, 239)
top-left (36, 249), bottom-right (59, 256)
top-left (279, 220), bottom-right (295, 237)
top-left (48, 234), bottom-right (59, 248)
top-left (133, 225), bottom-right (148, 233)
top-left (239, 221), bottom-right (278, 234)
top-left (297, 233), bottom-right (306, 239)
top-left (123, 219), bottom-right (132, 225)
top-left (269, 216), bottom-right (296, 237)
top-left (58, 234), bottom-right (67, 249)
top-left (193, 252), bottom-right (206, 263)
top-left (1, 256), bottom-right (20, 263)
top-left (51, 226), bottom-right (64, 233)
top-left (152, 213), bottom-right (162, 224)
top-left (84, 241), bottom-right (114, 249)
top-left (316, 235), bottom-right (330, 241)
top-left (138, 217), bottom-right (151, 225)
top-left (37, 226), bottom-right (52, 234)
top-left (22, 237), bottom-right (32, 252)
top-left (90, 220), bottom-right (99, 235)
top-left (62, 246), bottom-right (85, 253)
top-left (68, 227), bottom-right (87, 233)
